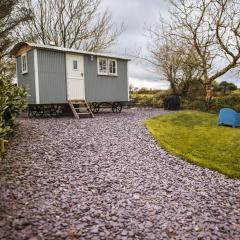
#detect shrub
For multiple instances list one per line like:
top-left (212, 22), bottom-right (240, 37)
top-left (182, 98), bottom-right (208, 112)
top-left (155, 90), bottom-right (172, 100)
top-left (137, 88), bottom-right (149, 94)
top-left (183, 95), bottom-right (240, 113)
top-left (231, 89), bottom-right (240, 96)
top-left (210, 95), bottom-right (240, 113)
top-left (152, 96), bottom-right (164, 108)
top-left (0, 76), bottom-right (27, 139)
top-left (185, 80), bottom-right (205, 100)
top-left (130, 92), bottom-right (164, 108)
top-left (134, 94), bottom-right (154, 107)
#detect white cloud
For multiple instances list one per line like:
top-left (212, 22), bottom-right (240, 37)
top-left (102, 0), bottom-right (170, 85)
top-left (129, 61), bottom-right (159, 81)
top-left (102, 0), bottom-right (240, 88)
top-left (130, 77), bottom-right (169, 90)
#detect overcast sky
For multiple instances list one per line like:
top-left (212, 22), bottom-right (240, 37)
top-left (102, 0), bottom-right (240, 89)
top-left (102, 0), bottom-right (170, 89)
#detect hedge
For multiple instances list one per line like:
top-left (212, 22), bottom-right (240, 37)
top-left (0, 76), bottom-right (27, 139)
top-left (183, 95), bottom-right (240, 113)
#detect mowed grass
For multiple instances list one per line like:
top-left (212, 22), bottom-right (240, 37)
top-left (145, 111), bottom-right (240, 178)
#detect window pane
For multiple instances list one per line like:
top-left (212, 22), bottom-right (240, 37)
top-left (23, 57), bottom-right (25, 71)
top-left (99, 59), bottom-right (107, 73)
top-left (73, 60), bottom-right (78, 70)
top-left (109, 60), bottom-right (116, 74)
top-left (22, 55), bottom-right (27, 72)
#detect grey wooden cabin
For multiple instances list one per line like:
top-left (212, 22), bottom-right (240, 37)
top-left (11, 42), bottom-right (130, 106)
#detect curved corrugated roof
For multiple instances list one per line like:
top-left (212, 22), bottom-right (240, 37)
top-left (11, 42), bottom-right (131, 61)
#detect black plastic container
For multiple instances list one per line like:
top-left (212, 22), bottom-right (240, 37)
top-left (164, 95), bottom-right (181, 110)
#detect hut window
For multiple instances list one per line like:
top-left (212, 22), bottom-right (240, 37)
top-left (109, 59), bottom-right (117, 75)
top-left (98, 58), bottom-right (108, 75)
top-left (73, 60), bottom-right (78, 70)
top-left (21, 53), bottom-right (28, 74)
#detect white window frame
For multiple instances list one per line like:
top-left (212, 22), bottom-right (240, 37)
top-left (73, 60), bottom-right (78, 71)
top-left (97, 57), bottom-right (118, 76)
top-left (108, 59), bottom-right (118, 76)
top-left (97, 57), bottom-right (108, 75)
top-left (21, 53), bottom-right (28, 74)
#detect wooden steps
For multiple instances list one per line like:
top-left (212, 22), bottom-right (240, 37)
top-left (68, 100), bottom-right (94, 119)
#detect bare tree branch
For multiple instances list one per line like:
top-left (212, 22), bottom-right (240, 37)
top-left (149, 0), bottom-right (240, 102)
top-left (16, 0), bottom-right (124, 52)
top-left (0, 0), bottom-right (31, 78)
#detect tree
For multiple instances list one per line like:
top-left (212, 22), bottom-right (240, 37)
top-left (129, 84), bottom-right (134, 93)
top-left (147, 24), bottom-right (202, 96)
top-left (219, 81), bottom-right (237, 95)
top-left (16, 0), bottom-right (123, 52)
top-left (0, 0), bottom-right (31, 78)
top-left (165, 0), bottom-right (240, 104)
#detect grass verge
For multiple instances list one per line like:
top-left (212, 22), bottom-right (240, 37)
top-left (145, 110), bottom-right (240, 178)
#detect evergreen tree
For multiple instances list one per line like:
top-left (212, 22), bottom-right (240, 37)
top-left (0, 0), bottom-right (31, 78)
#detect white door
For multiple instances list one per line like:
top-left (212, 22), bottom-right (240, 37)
top-left (66, 54), bottom-right (85, 100)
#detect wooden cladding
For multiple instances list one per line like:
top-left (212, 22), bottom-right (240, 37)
top-left (15, 44), bottom-right (32, 57)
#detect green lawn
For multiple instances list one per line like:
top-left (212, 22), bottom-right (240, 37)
top-left (145, 111), bottom-right (240, 178)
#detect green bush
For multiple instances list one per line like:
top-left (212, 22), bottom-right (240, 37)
top-left (0, 76), bottom-right (27, 139)
top-left (131, 93), bottom-right (164, 108)
top-left (183, 95), bottom-right (240, 113)
top-left (131, 89), bottom-right (240, 112)
top-left (182, 98), bottom-right (208, 112)
top-left (155, 90), bottom-right (172, 100)
top-left (210, 95), bottom-right (240, 112)
top-left (185, 80), bottom-right (205, 101)
top-left (152, 96), bottom-right (164, 108)
top-left (232, 89), bottom-right (240, 96)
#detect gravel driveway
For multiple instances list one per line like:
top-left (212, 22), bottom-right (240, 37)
top-left (0, 109), bottom-right (240, 240)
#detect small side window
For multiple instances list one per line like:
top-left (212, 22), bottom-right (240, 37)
top-left (73, 60), bottom-right (78, 70)
top-left (21, 54), bottom-right (28, 74)
top-left (98, 58), bottom-right (108, 75)
top-left (109, 59), bottom-right (117, 75)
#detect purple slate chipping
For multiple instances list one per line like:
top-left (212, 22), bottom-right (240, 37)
top-left (0, 109), bottom-right (240, 240)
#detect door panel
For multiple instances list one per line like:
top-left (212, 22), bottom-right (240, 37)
top-left (66, 54), bottom-right (85, 100)
top-left (67, 78), bottom-right (85, 100)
